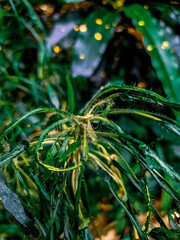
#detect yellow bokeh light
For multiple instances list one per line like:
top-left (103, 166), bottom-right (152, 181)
top-left (79, 24), bottom-right (87, 32)
top-left (144, 5), bottom-right (149, 9)
top-left (116, 0), bottom-right (125, 7)
top-left (147, 45), bottom-right (153, 51)
top-left (162, 41), bottom-right (169, 47)
top-left (94, 32), bottom-right (102, 41)
top-left (53, 46), bottom-right (62, 53)
top-left (113, 23), bottom-right (117, 27)
top-left (137, 82), bottom-right (147, 88)
top-left (74, 25), bottom-right (79, 31)
top-left (105, 24), bottom-right (110, 29)
top-left (79, 54), bottom-right (85, 59)
top-left (96, 19), bottom-right (103, 25)
top-left (138, 20), bottom-right (145, 26)
top-left (161, 41), bottom-right (169, 49)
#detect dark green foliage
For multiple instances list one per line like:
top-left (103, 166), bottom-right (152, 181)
top-left (1, 0), bottom-right (180, 239)
top-left (149, 227), bottom-right (180, 240)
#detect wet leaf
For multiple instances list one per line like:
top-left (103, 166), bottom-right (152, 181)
top-left (72, 8), bottom-right (119, 77)
top-left (124, 4), bottom-right (180, 102)
top-left (96, 168), bottom-right (148, 240)
top-left (58, 138), bottom-right (81, 162)
top-left (168, 210), bottom-right (180, 230)
top-left (0, 140), bottom-right (29, 167)
top-left (0, 169), bottom-right (30, 227)
top-left (149, 227), bottom-right (180, 240)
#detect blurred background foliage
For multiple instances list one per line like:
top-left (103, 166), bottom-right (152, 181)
top-left (0, 0), bottom-right (180, 239)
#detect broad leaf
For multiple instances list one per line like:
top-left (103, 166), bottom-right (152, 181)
top-left (72, 8), bottom-right (120, 77)
top-left (0, 170), bottom-right (30, 226)
top-left (124, 4), bottom-right (180, 102)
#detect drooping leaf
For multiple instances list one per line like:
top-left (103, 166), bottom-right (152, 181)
top-left (96, 169), bottom-right (148, 240)
top-left (0, 107), bottom-right (71, 141)
top-left (0, 140), bottom-right (29, 167)
top-left (0, 169), bottom-right (30, 227)
top-left (58, 138), bottom-right (81, 162)
top-left (124, 4), bottom-right (180, 102)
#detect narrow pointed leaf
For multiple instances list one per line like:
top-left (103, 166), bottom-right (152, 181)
top-left (66, 76), bottom-right (75, 113)
top-left (0, 140), bottom-right (29, 167)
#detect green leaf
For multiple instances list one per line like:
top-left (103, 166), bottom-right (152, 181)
top-left (168, 210), bottom-right (180, 230)
top-left (149, 227), bottom-right (180, 240)
top-left (66, 76), bottom-right (75, 113)
top-left (0, 107), bottom-right (71, 141)
top-left (27, 167), bottom-right (51, 202)
top-left (35, 115), bottom-right (74, 158)
top-left (0, 140), bottom-right (29, 167)
top-left (21, 0), bottom-right (45, 33)
top-left (96, 169), bottom-right (148, 240)
top-left (58, 138), bottom-right (81, 162)
top-left (123, 4), bottom-right (180, 102)
top-left (139, 157), bottom-right (180, 203)
top-left (72, 8), bottom-right (119, 77)
top-left (56, 135), bottom-right (71, 161)
top-left (0, 169), bottom-right (30, 227)
top-left (101, 119), bottom-right (180, 182)
top-left (0, 224), bottom-right (24, 237)
top-left (83, 81), bottom-right (172, 114)
top-left (46, 83), bottom-right (60, 109)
